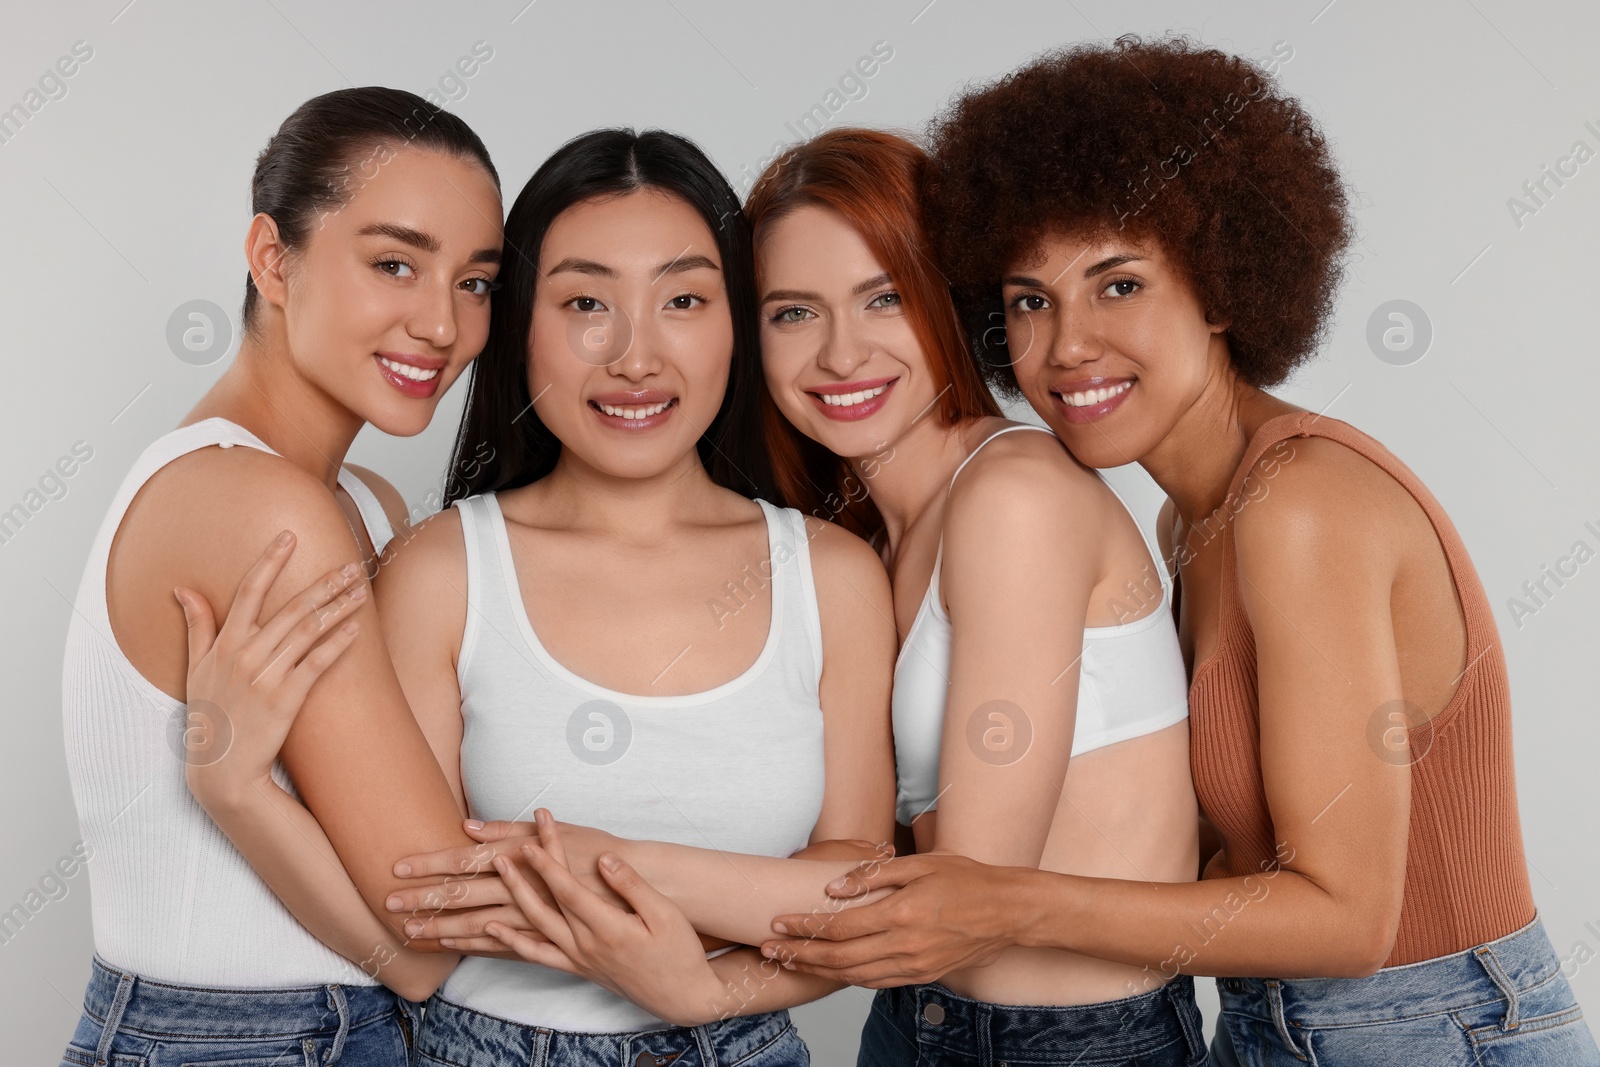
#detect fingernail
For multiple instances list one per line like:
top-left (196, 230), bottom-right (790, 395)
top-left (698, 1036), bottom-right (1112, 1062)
top-left (340, 562), bottom-right (359, 579)
top-left (492, 855), bottom-right (509, 873)
top-left (599, 852), bottom-right (621, 873)
top-left (342, 622), bottom-right (359, 635)
top-left (277, 530), bottom-right (293, 546)
top-left (827, 877), bottom-right (848, 893)
top-left (465, 820), bottom-right (484, 831)
top-left (172, 588), bottom-right (188, 616)
top-left (385, 894), bottom-right (403, 911)
top-left (349, 585), bottom-right (367, 601)
top-left (404, 920), bottom-right (423, 936)
top-left (761, 945), bottom-right (778, 957)
top-left (439, 938), bottom-right (455, 948)
top-left (782, 961), bottom-right (795, 971)
top-left (394, 863), bottom-right (411, 877)
top-left (772, 921), bottom-right (788, 935)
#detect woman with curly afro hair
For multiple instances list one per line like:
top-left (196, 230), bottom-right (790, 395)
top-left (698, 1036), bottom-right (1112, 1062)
top-left (758, 35), bottom-right (1600, 1067)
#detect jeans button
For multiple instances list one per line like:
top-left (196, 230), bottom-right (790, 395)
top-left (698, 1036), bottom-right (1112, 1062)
top-left (923, 1001), bottom-right (945, 1025)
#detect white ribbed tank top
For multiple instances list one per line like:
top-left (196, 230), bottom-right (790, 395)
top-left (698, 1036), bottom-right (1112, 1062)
top-left (440, 492), bottom-right (827, 1031)
top-left (61, 417), bottom-right (394, 986)
top-left (891, 424), bottom-right (1190, 826)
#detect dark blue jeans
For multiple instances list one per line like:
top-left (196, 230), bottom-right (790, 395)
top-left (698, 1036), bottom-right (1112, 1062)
top-left (857, 974), bottom-right (1208, 1066)
top-left (417, 992), bottom-right (808, 1066)
top-left (59, 954), bottom-right (419, 1066)
top-left (1210, 916), bottom-right (1598, 1065)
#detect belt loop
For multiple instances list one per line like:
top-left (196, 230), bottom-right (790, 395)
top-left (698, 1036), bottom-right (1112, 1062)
top-left (94, 967), bottom-right (136, 1065)
top-left (1473, 947), bottom-right (1520, 1030)
top-left (1169, 979), bottom-right (1207, 1063)
top-left (692, 1019), bottom-right (717, 1066)
top-left (1264, 979), bottom-right (1311, 1061)
top-left (323, 984), bottom-right (351, 1063)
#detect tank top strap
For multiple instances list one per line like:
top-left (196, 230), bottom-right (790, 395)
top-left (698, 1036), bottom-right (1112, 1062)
top-left (759, 499), bottom-right (824, 682)
top-left (335, 469), bottom-right (395, 556)
top-left (451, 492), bottom-right (525, 679)
top-left (1213, 410), bottom-right (1500, 732)
top-left (926, 422), bottom-right (1059, 615)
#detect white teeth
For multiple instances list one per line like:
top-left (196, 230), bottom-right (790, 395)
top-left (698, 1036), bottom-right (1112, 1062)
top-left (819, 384), bottom-right (888, 406)
top-left (597, 400), bottom-right (671, 419)
top-left (1060, 381), bottom-right (1130, 407)
top-left (379, 356), bottom-right (440, 381)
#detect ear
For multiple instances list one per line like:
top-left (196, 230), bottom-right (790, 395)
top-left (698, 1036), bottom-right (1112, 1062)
top-left (1204, 307), bottom-right (1232, 333)
top-left (244, 212), bottom-right (292, 315)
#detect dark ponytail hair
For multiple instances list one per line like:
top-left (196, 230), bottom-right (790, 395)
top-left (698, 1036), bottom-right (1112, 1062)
top-left (242, 86), bottom-right (499, 334)
top-left (444, 128), bottom-right (773, 505)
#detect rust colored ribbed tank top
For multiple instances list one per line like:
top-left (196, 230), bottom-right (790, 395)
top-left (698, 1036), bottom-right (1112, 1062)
top-left (1186, 410), bottom-right (1536, 967)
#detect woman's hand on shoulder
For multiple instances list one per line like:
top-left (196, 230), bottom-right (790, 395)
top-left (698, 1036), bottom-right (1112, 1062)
top-left (176, 530), bottom-right (366, 810)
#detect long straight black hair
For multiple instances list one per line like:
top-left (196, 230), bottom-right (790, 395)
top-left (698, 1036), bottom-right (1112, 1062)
top-left (444, 128), bottom-right (774, 505)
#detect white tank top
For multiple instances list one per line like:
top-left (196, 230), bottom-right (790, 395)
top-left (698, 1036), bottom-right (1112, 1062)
top-left (61, 417), bottom-right (394, 986)
top-left (441, 492), bottom-right (827, 1031)
top-left (891, 424), bottom-right (1189, 826)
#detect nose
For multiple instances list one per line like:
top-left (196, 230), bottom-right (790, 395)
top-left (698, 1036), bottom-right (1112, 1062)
top-left (816, 314), bottom-right (870, 378)
top-left (1044, 299), bottom-right (1101, 370)
top-left (605, 303), bottom-right (664, 381)
top-left (407, 274), bottom-right (460, 351)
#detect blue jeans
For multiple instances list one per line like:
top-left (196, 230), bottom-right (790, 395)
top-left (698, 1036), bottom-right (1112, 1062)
top-left (416, 992), bottom-right (808, 1066)
top-left (1211, 916), bottom-right (1599, 1065)
top-left (857, 974), bottom-right (1208, 1066)
top-left (59, 954), bottom-right (420, 1066)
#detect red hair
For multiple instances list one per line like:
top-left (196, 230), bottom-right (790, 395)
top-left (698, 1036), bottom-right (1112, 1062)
top-left (745, 127), bottom-right (999, 540)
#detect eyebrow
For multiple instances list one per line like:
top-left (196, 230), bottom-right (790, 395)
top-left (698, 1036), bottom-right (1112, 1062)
top-left (546, 254), bottom-right (722, 278)
top-left (354, 222), bottom-right (501, 265)
top-left (761, 272), bottom-right (894, 305)
top-left (1003, 255), bottom-right (1144, 288)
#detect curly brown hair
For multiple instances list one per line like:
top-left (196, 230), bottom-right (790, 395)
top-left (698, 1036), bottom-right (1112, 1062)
top-left (922, 34), bottom-right (1355, 390)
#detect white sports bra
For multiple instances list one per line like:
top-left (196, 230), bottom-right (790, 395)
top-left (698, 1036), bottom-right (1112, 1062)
top-left (890, 424), bottom-right (1190, 826)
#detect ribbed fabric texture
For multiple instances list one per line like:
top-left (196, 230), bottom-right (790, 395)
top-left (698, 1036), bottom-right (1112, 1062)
top-left (1188, 411), bottom-right (1536, 967)
top-left (60, 418), bottom-right (389, 986)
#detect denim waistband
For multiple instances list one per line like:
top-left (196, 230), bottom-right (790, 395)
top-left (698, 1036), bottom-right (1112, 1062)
top-left (419, 992), bottom-right (795, 1066)
top-left (83, 953), bottom-right (404, 1039)
top-left (878, 974), bottom-right (1204, 1060)
top-left (1217, 914), bottom-right (1557, 1025)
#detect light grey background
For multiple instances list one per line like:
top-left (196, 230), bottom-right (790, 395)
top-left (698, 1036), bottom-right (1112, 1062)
top-left (3, 1), bottom-right (1597, 1061)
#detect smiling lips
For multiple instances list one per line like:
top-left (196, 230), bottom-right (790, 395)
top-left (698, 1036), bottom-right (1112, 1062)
top-left (1052, 378), bottom-right (1132, 424)
top-left (808, 377), bottom-right (897, 421)
top-left (590, 390), bottom-right (677, 429)
top-left (374, 352), bottom-right (445, 399)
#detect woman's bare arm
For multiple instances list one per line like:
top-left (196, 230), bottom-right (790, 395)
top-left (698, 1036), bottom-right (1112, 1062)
top-left (164, 449), bottom-right (494, 951)
top-left (760, 447), bottom-right (1416, 983)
